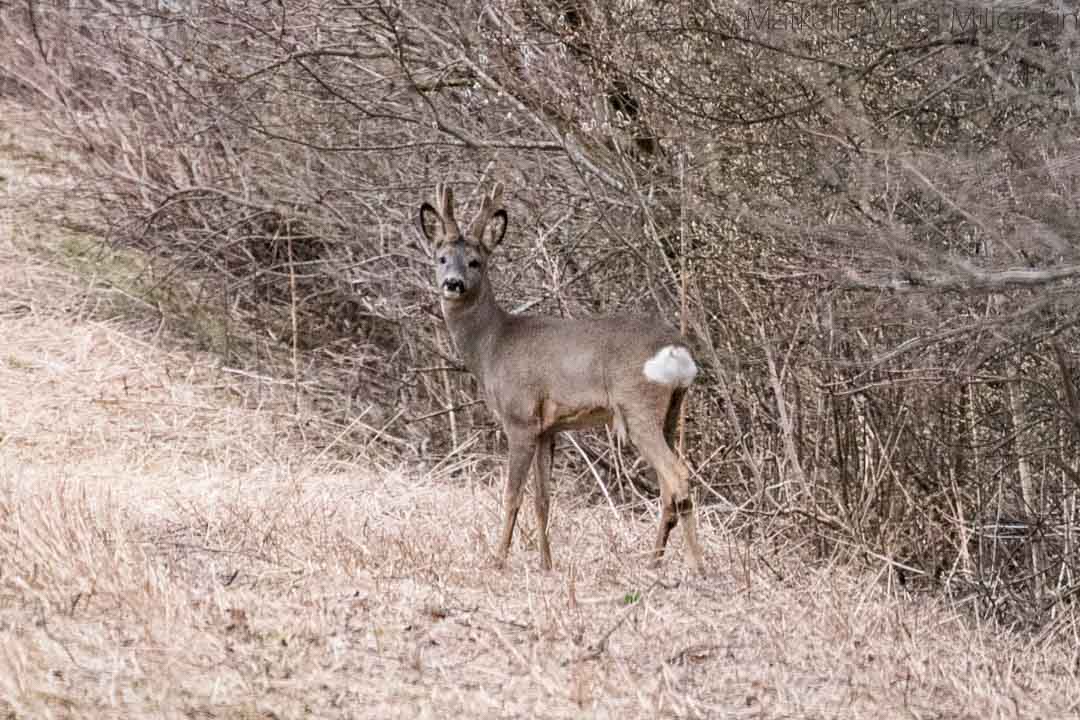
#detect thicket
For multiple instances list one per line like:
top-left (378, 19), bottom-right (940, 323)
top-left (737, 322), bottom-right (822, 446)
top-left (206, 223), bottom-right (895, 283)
top-left (5, 0), bottom-right (1080, 635)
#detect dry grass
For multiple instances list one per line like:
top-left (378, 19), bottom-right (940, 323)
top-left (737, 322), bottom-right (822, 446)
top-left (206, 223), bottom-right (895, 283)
top-left (1, 107), bottom-right (1079, 719)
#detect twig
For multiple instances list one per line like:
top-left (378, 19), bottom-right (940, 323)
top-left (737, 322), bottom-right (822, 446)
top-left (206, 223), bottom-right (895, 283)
top-left (678, 151), bottom-right (689, 457)
top-left (408, 400), bottom-right (484, 423)
top-left (566, 578), bottom-right (663, 663)
top-left (286, 229), bottom-right (300, 415)
top-left (566, 434), bottom-right (620, 520)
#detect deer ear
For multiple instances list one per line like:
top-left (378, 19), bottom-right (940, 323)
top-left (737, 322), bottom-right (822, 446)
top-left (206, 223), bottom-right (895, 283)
top-left (484, 209), bottom-right (508, 251)
top-left (418, 202), bottom-right (441, 244)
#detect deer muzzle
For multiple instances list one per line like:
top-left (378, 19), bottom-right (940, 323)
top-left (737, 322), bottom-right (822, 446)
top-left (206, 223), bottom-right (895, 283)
top-left (442, 277), bottom-right (466, 297)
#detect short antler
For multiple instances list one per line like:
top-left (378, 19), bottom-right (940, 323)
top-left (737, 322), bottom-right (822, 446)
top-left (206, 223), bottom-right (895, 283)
top-left (435, 183), bottom-right (456, 223)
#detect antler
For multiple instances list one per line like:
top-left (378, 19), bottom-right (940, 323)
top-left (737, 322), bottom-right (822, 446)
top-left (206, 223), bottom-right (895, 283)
top-left (435, 183), bottom-right (456, 223)
top-left (471, 183), bottom-right (504, 242)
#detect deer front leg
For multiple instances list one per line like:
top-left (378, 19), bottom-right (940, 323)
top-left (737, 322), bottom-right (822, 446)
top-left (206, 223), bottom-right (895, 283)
top-left (495, 434), bottom-right (537, 568)
top-left (533, 432), bottom-right (555, 571)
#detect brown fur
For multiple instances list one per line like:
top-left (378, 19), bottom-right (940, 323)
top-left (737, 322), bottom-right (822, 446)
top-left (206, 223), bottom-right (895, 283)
top-left (418, 183), bottom-right (705, 575)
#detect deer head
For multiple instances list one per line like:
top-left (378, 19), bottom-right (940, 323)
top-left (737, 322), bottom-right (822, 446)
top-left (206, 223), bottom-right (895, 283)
top-left (418, 183), bottom-right (508, 302)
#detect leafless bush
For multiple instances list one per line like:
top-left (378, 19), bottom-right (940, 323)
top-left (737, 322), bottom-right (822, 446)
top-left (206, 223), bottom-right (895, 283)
top-left (4, 0), bottom-right (1080, 632)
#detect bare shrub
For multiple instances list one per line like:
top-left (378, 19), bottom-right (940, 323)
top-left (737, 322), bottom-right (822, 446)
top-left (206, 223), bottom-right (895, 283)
top-left (4, 0), bottom-right (1080, 632)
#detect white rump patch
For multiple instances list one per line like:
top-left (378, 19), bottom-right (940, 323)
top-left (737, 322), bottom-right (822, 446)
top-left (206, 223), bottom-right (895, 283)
top-left (642, 345), bottom-right (698, 387)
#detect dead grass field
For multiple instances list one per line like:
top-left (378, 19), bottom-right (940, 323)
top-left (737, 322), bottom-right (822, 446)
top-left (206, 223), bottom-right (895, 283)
top-left (1, 107), bottom-right (1078, 719)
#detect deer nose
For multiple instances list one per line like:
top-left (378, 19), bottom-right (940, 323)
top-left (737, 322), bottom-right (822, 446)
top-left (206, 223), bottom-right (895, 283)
top-left (443, 278), bottom-right (465, 294)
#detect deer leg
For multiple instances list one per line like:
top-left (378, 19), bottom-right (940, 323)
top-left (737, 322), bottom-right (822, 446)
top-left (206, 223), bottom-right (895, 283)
top-left (533, 432), bottom-right (555, 571)
top-left (628, 418), bottom-right (705, 575)
top-left (654, 483), bottom-right (678, 567)
top-left (676, 494), bottom-right (705, 577)
top-left (495, 434), bottom-right (536, 568)
top-left (664, 390), bottom-right (706, 575)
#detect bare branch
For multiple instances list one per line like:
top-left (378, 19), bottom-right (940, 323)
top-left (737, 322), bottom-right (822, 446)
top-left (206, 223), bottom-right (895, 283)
top-left (842, 266), bottom-right (1080, 293)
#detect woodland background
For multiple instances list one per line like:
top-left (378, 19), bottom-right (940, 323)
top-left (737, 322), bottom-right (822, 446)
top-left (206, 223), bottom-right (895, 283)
top-left (4, 0), bottom-right (1080, 636)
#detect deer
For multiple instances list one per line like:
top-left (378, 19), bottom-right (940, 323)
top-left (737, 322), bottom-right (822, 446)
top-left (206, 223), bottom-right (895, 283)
top-left (417, 182), bottom-right (705, 576)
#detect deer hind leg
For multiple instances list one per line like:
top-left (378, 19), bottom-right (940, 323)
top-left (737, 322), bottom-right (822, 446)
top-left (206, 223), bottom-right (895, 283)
top-left (626, 403), bottom-right (706, 576)
top-left (533, 431), bottom-right (555, 571)
top-left (655, 482), bottom-right (678, 565)
top-left (661, 388), bottom-right (705, 575)
top-left (676, 492), bottom-right (705, 577)
top-left (495, 433), bottom-right (537, 568)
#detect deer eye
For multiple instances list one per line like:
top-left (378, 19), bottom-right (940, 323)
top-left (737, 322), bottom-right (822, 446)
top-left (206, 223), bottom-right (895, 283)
top-left (438, 256), bottom-right (447, 265)
top-left (468, 259), bottom-right (480, 269)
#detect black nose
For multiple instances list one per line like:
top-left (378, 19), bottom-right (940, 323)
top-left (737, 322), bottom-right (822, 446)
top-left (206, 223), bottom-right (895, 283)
top-left (443, 278), bottom-right (465, 294)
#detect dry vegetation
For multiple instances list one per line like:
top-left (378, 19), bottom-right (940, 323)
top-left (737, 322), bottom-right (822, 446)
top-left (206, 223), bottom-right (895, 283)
top-left (1, 97), bottom-right (1079, 720)
top-left (4, 2), bottom-right (1080, 630)
top-left (3, 0), bottom-right (1080, 716)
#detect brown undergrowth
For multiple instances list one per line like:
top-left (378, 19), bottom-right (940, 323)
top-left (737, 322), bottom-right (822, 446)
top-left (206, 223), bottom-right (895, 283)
top-left (1, 106), bottom-right (1078, 719)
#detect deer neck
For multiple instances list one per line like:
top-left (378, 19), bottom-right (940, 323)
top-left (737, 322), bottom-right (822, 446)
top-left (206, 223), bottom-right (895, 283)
top-left (441, 277), bottom-right (507, 381)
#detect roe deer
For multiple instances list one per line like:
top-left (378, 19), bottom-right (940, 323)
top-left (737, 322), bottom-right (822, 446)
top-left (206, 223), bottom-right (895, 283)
top-left (418, 182), bottom-right (705, 575)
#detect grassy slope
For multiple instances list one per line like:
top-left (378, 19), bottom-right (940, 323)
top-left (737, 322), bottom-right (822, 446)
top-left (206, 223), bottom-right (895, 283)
top-left (0, 105), bottom-right (1077, 719)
